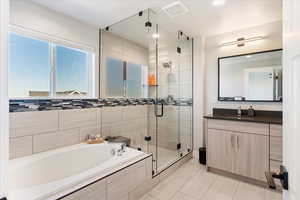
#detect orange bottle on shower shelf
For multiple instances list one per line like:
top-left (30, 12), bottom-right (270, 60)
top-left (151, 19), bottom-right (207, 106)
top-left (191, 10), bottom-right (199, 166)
top-left (148, 74), bottom-right (156, 86)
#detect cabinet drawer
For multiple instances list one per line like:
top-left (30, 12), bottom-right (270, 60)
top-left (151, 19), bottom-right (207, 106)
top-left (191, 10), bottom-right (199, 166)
top-left (207, 119), bottom-right (269, 135)
top-left (270, 137), bottom-right (283, 161)
top-left (270, 124), bottom-right (282, 137)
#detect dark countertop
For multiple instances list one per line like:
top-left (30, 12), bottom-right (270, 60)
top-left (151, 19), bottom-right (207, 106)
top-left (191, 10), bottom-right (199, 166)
top-left (204, 114), bottom-right (282, 125)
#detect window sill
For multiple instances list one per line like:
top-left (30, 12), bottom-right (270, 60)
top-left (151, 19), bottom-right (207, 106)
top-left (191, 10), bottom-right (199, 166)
top-left (10, 96), bottom-right (98, 100)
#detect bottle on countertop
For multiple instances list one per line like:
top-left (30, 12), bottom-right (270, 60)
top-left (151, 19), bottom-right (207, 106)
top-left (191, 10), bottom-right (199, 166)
top-left (248, 106), bottom-right (255, 117)
top-left (237, 106), bottom-right (242, 117)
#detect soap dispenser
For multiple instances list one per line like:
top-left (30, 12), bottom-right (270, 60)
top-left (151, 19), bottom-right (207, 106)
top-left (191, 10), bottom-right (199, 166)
top-left (248, 106), bottom-right (255, 117)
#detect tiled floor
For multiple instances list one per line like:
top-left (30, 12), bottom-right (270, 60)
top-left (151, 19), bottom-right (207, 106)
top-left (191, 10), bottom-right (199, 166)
top-left (148, 145), bottom-right (179, 171)
top-left (139, 159), bottom-right (282, 200)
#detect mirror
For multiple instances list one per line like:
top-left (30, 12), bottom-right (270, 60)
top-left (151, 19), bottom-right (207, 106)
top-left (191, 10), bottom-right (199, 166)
top-left (218, 49), bottom-right (282, 102)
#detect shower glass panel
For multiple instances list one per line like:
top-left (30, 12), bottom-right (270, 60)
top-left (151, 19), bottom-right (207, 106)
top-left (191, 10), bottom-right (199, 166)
top-left (103, 9), bottom-right (193, 175)
top-left (177, 33), bottom-right (193, 157)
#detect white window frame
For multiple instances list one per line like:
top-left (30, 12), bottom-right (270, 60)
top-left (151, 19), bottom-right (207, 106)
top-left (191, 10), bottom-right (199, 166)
top-left (0, 0), bottom-right (9, 198)
top-left (9, 25), bottom-right (96, 99)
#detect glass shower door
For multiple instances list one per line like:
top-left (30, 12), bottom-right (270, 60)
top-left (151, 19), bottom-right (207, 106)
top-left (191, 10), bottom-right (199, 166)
top-left (154, 26), bottom-right (182, 172)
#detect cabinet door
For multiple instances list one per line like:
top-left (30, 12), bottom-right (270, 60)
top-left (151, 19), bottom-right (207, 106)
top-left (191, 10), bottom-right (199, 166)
top-left (207, 129), bottom-right (234, 173)
top-left (234, 133), bottom-right (269, 181)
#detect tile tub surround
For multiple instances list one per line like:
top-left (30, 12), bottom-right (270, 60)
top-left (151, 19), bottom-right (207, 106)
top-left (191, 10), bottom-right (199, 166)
top-left (60, 151), bottom-right (193, 200)
top-left (9, 106), bottom-right (147, 159)
top-left (9, 98), bottom-right (193, 159)
top-left (9, 108), bottom-right (101, 159)
top-left (9, 142), bottom-right (152, 200)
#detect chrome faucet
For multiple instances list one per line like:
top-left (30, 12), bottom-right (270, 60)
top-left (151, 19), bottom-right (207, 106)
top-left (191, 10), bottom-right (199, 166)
top-left (120, 143), bottom-right (126, 152)
top-left (111, 143), bottom-right (126, 156)
top-left (117, 143), bottom-right (126, 156)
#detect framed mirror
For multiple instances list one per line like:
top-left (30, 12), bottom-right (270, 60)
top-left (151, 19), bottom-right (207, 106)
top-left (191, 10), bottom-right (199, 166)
top-left (218, 49), bottom-right (282, 102)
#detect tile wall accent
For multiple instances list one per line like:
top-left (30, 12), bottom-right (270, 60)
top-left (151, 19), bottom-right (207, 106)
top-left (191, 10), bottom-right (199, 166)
top-left (9, 108), bottom-right (101, 159)
top-left (9, 98), bottom-right (193, 159)
top-left (101, 105), bottom-right (148, 151)
top-left (9, 98), bottom-right (155, 112)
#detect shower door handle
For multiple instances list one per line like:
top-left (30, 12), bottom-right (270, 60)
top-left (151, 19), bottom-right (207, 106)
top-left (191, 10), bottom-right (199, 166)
top-left (155, 102), bottom-right (164, 117)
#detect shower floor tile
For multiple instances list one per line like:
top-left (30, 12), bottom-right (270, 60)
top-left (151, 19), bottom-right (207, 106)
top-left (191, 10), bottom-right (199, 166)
top-left (148, 145), bottom-right (179, 171)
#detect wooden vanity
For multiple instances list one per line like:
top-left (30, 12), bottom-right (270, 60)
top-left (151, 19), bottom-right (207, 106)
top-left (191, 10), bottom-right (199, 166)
top-left (204, 109), bottom-right (282, 186)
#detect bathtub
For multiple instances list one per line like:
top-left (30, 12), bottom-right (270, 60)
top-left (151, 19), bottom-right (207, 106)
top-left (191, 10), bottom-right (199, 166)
top-left (8, 142), bottom-right (148, 200)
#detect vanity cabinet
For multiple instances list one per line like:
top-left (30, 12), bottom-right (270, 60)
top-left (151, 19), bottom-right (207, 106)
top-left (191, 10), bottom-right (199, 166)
top-left (207, 129), bottom-right (234, 173)
top-left (207, 119), bottom-right (270, 182)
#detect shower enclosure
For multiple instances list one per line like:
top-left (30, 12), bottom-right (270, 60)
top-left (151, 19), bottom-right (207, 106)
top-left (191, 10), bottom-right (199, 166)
top-left (102, 9), bottom-right (193, 174)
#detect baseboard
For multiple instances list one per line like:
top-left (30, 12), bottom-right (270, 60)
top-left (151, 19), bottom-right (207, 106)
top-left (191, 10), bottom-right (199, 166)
top-left (207, 167), bottom-right (268, 188)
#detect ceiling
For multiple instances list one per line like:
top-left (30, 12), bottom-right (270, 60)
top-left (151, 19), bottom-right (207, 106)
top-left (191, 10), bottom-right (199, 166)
top-left (30, 0), bottom-right (282, 37)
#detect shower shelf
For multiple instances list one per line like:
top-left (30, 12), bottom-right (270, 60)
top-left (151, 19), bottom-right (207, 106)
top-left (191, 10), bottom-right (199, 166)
top-left (143, 84), bottom-right (159, 87)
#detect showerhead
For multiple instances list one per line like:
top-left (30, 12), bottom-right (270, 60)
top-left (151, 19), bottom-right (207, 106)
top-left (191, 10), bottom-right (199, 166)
top-left (163, 62), bottom-right (172, 68)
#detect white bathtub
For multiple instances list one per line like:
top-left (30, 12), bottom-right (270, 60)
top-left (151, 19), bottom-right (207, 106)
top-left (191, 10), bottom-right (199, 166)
top-left (8, 142), bottom-right (147, 200)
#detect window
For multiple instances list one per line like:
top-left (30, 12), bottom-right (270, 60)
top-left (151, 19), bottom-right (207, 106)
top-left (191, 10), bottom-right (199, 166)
top-left (9, 33), bottom-right (51, 98)
top-left (9, 33), bottom-right (95, 98)
top-left (106, 58), bottom-right (124, 97)
top-left (106, 57), bottom-right (148, 98)
top-left (126, 62), bottom-right (142, 97)
top-left (56, 45), bottom-right (90, 97)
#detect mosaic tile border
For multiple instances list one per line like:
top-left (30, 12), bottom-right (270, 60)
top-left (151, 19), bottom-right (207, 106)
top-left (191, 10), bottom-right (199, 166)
top-left (9, 98), bottom-right (193, 112)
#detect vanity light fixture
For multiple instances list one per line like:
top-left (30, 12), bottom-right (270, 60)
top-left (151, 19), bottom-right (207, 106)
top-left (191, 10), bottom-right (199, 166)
top-left (221, 36), bottom-right (265, 47)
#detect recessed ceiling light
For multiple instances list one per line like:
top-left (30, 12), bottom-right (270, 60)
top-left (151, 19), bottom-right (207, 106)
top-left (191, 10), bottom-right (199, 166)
top-left (212, 0), bottom-right (226, 6)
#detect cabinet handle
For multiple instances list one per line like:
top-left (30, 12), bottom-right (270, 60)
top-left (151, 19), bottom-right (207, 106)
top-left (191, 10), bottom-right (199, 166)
top-left (231, 134), bottom-right (234, 148)
top-left (236, 135), bottom-right (239, 149)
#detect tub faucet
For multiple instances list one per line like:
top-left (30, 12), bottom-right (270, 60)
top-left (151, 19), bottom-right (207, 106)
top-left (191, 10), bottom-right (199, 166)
top-left (117, 143), bottom-right (126, 156)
